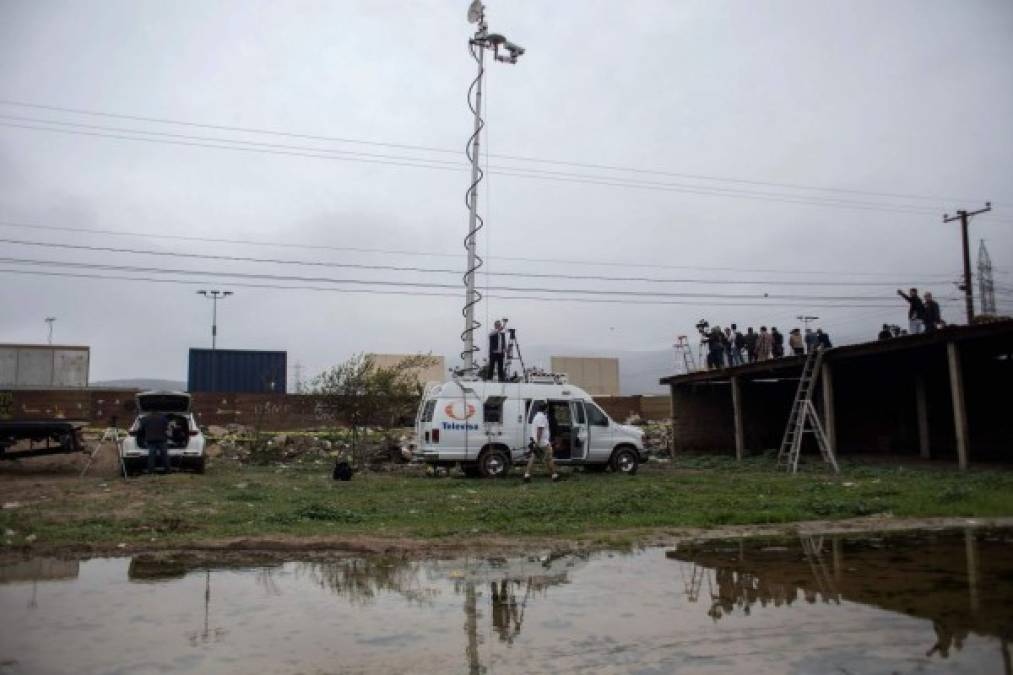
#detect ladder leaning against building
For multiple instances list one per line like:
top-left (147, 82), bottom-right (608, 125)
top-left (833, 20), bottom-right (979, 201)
top-left (776, 347), bottom-right (839, 473)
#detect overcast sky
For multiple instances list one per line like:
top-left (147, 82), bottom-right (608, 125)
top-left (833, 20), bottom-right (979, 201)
top-left (1, 0), bottom-right (1011, 388)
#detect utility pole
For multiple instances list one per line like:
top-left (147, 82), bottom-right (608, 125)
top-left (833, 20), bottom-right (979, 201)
top-left (460, 0), bottom-right (524, 375)
top-left (197, 290), bottom-right (233, 391)
top-left (44, 316), bottom-right (56, 345)
top-left (944, 202), bottom-right (991, 324)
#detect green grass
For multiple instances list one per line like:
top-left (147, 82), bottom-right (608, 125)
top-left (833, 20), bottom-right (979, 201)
top-left (3, 454), bottom-right (1013, 550)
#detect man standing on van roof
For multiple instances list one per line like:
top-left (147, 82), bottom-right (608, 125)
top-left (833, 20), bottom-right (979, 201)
top-left (524, 403), bottom-right (559, 483)
top-left (488, 320), bottom-right (507, 382)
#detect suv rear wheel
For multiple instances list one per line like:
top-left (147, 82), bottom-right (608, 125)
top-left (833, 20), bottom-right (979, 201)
top-left (478, 448), bottom-right (510, 478)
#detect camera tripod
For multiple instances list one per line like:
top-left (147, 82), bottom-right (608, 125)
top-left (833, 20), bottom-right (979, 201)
top-left (504, 327), bottom-right (527, 382)
top-left (80, 422), bottom-right (128, 480)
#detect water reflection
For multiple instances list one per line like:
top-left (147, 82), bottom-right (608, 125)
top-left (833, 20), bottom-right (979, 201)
top-left (122, 550), bottom-right (583, 672)
top-left (667, 528), bottom-right (1013, 670)
top-left (294, 558), bottom-right (440, 606)
top-left (1, 529), bottom-right (1011, 674)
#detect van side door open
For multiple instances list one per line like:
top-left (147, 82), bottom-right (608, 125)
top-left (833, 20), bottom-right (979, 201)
top-left (524, 398), bottom-right (546, 449)
top-left (570, 400), bottom-right (588, 460)
top-left (585, 400), bottom-right (614, 460)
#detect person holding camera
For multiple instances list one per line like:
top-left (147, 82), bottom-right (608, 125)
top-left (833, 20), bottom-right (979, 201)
top-left (488, 318), bottom-right (507, 382)
top-left (524, 402), bottom-right (559, 483)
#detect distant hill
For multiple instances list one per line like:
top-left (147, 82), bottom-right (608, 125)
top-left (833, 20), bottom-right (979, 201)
top-left (90, 378), bottom-right (187, 391)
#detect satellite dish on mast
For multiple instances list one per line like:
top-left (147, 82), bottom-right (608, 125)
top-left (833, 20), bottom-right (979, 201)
top-left (467, 0), bottom-right (484, 23)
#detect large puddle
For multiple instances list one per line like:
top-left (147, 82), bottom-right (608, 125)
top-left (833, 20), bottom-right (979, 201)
top-left (1, 528), bottom-right (1011, 674)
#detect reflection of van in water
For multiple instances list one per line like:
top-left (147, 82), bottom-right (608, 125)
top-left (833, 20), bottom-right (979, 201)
top-left (414, 380), bottom-right (647, 478)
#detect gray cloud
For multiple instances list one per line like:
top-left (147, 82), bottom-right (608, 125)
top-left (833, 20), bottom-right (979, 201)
top-left (0, 0), bottom-right (1010, 389)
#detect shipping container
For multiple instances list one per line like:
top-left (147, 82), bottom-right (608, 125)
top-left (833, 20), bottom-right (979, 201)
top-left (0, 344), bottom-right (90, 388)
top-left (187, 348), bottom-right (287, 393)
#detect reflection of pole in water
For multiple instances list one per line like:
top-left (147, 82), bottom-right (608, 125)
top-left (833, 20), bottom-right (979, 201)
top-left (831, 537), bottom-right (842, 583)
top-left (203, 569), bottom-right (211, 641)
top-left (964, 528), bottom-right (979, 614)
top-left (188, 569), bottom-right (226, 646)
top-left (464, 582), bottom-right (482, 675)
top-left (28, 578), bottom-right (38, 609)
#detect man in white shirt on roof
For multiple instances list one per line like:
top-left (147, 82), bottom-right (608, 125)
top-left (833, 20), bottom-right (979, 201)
top-left (524, 402), bottom-right (559, 483)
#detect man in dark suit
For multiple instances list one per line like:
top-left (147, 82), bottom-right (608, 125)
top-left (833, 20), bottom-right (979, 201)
top-left (488, 319), bottom-right (507, 381)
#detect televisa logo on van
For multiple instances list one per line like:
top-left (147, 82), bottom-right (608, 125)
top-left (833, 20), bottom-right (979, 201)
top-left (442, 402), bottom-right (478, 431)
top-left (442, 421), bottom-right (479, 431)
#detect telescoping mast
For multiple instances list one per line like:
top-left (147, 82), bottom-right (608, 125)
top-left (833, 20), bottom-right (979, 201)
top-left (458, 0), bottom-right (524, 378)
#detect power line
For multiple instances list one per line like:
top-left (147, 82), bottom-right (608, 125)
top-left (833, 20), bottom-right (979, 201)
top-left (6, 117), bottom-right (1011, 222)
top-left (0, 219), bottom-right (962, 279)
top-left (0, 99), bottom-right (1002, 208)
top-left (0, 256), bottom-right (903, 302)
top-left (0, 236), bottom-right (952, 288)
top-left (0, 267), bottom-right (908, 309)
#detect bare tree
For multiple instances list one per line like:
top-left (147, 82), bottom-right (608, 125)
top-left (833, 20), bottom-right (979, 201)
top-left (311, 353), bottom-right (438, 466)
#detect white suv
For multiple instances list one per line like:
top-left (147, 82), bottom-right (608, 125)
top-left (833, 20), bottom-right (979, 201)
top-left (121, 391), bottom-right (207, 473)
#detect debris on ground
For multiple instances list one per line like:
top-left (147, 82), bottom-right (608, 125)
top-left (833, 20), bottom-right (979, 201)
top-left (203, 427), bottom-right (416, 469)
top-left (642, 424), bottom-right (673, 458)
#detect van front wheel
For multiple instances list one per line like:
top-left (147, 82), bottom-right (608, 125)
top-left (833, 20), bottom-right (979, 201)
top-left (610, 447), bottom-right (639, 475)
top-left (478, 448), bottom-right (510, 479)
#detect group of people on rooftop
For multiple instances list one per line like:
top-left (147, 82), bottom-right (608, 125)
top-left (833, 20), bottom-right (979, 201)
top-left (894, 288), bottom-right (945, 335)
top-left (701, 322), bottom-right (831, 370)
top-left (697, 289), bottom-right (950, 372)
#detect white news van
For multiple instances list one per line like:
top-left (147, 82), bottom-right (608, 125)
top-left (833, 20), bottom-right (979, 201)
top-left (414, 378), bottom-right (648, 478)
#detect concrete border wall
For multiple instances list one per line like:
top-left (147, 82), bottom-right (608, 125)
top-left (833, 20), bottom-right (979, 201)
top-left (0, 345), bottom-right (90, 388)
top-left (1, 389), bottom-right (672, 430)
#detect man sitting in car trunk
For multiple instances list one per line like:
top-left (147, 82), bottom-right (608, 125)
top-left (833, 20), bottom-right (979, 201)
top-left (139, 412), bottom-right (171, 474)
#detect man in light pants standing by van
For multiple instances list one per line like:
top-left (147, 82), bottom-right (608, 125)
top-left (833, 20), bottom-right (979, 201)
top-left (524, 403), bottom-right (560, 483)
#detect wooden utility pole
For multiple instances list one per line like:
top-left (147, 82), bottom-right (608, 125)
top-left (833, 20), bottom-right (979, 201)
top-left (943, 203), bottom-right (991, 324)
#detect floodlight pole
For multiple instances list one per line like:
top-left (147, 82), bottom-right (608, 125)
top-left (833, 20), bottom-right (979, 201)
top-left (461, 1), bottom-right (523, 375)
top-left (197, 290), bottom-right (232, 391)
top-left (797, 315), bottom-right (819, 332)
